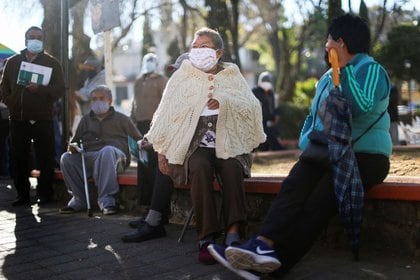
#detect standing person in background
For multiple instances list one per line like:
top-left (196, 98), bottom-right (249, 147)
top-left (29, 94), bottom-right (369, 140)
top-left (388, 85), bottom-right (399, 145)
top-left (75, 55), bottom-right (106, 115)
top-left (131, 53), bottom-right (168, 217)
top-left (252, 72), bottom-right (283, 151)
top-left (145, 27), bottom-right (265, 264)
top-left (122, 53), bottom-right (189, 242)
top-left (0, 26), bottom-right (65, 206)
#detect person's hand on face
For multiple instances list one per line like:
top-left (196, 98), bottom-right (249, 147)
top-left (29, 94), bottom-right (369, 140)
top-left (325, 35), bottom-right (349, 68)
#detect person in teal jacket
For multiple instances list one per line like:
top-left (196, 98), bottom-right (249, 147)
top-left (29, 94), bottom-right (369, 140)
top-left (299, 49), bottom-right (392, 157)
top-left (209, 14), bottom-right (392, 280)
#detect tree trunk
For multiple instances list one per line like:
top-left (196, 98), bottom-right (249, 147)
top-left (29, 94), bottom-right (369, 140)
top-left (69, 0), bottom-right (92, 90)
top-left (205, 0), bottom-right (233, 62)
top-left (40, 0), bottom-right (62, 59)
top-left (230, 0), bottom-right (241, 68)
top-left (278, 28), bottom-right (295, 102)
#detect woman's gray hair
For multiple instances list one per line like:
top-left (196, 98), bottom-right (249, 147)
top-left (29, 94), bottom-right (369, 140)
top-left (90, 85), bottom-right (113, 100)
top-left (194, 27), bottom-right (224, 50)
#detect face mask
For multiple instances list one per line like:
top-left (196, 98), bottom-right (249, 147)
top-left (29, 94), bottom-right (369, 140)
top-left (189, 48), bottom-right (218, 72)
top-left (259, 81), bottom-right (273, 91)
top-left (91, 100), bottom-right (110, 115)
top-left (26, 39), bottom-right (44, 54)
top-left (143, 61), bottom-right (157, 74)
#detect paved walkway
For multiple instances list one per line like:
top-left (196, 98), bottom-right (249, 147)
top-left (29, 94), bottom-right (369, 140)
top-left (0, 178), bottom-right (419, 280)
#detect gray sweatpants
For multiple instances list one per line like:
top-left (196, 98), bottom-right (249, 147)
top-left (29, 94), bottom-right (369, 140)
top-left (60, 145), bottom-right (126, 210)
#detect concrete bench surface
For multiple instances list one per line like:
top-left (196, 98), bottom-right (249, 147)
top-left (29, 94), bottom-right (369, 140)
top-left (46, 168), bottom-right (420, 202)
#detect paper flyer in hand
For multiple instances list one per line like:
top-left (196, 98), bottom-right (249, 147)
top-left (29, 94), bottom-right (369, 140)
top-left (17, 61), bottom-right (52, 86)
top-left (128, 136), bottom-right (148, 167)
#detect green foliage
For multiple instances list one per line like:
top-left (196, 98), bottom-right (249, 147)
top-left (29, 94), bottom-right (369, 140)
top-left (327, 0), bottom-right (343, 26)
top-left (167, 38), bottom-right (180, 64)
top-left (276, 102), bottom-right (309, 140)
top-left (246, 40), bottom-right (276, 72)
top-left (376, 25), bottom-right (420, 83)
top-left (305, 8), bottom-right (328, 51)
top-left (293, 78), bottom-right (317, 107)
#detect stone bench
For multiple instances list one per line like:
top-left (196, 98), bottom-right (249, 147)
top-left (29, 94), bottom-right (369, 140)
top-left (41, 167), bottom-right (420, 259)
top-left (46, 168), bottom-right (420, 200)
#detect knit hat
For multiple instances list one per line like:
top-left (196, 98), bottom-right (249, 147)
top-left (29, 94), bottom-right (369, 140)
top-left (80, 55), bottom-right (102, 70)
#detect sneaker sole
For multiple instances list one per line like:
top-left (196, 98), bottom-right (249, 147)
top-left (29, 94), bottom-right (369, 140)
top-left (225, 247), bottom-right (281, 273)
top-left (208, 245), bottom-right (260, 280)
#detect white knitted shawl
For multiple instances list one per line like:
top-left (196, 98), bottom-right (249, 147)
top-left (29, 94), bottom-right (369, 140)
top-left (145, 61), bottom-right (266, 164)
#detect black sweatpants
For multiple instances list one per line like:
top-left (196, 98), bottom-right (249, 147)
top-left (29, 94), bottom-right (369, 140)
top-left (136, 120), bottom-right (158, 207)
top-left (260, 153), bottom-right (389, 274)
top-left (10, 120), bottom-right (55, 201)
top-left (150, 167), bottom-right (174, 217)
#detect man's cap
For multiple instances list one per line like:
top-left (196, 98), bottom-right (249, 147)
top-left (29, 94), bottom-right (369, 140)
top-left (167, 53), bottom-right (189, 71)
top-left (142, 53), bottom-right (157, 64)
top-left (258, 71), bottom-right (273, 84)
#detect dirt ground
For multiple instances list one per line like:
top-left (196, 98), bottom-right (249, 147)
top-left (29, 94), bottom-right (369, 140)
top-left (252, 149), bottom-right (420, 177)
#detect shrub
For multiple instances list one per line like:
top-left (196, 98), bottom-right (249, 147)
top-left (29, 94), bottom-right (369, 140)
top-left (275, 102), bottom-right (309, 140)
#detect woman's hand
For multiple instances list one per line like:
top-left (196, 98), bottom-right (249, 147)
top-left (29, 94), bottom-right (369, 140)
top-left (207, 98), bottom-right (219, 110)
top-left (325, 35), bottom-right (350, 68)
top-left (26, 83), bottom-right (39, 93)
top-left (158, 153), bottom-right (170, 175)
top-left (138, 138), bottom-right (153, 150)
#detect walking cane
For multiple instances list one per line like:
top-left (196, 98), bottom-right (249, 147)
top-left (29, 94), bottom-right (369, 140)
top-left (79, 140), bottom-right (93, 217)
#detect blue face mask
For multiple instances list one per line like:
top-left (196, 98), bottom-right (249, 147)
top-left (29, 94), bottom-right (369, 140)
top-left (143, 61), bottom-right (157, 74)
top-left (26, 39), bottom-right (44, 54)
top-left (91, 100), bottom-right (110, 115)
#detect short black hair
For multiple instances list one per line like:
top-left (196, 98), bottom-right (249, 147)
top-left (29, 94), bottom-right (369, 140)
top-left (25, 26), bottom-right (44, 40)
top-left (328, 13), bottom-right (370, 54)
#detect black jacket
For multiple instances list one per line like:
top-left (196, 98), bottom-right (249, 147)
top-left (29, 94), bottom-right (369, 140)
top-left (0, 49), bottom-right (64, 121)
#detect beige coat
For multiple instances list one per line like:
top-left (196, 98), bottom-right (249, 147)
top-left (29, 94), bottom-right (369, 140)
top-left (131, 73), bottom-right (168, 121)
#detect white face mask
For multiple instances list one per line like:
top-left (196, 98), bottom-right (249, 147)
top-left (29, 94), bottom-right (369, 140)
top-left (91, 100), bottom-right (110, 115)
top-left (259, 81), bottom-right (273, 91)
top-left (26, 39), bottom-right (44, 54)
top-left (189, 48), bottom-right (218, 72)
top-left (143, 61), bottom-right (157, 74)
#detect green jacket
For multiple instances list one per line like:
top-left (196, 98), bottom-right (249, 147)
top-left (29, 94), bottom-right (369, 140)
top-left (72, 107), bottom-right (143, 165)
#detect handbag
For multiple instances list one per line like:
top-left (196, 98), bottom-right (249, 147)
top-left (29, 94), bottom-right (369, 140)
top-left (299, 130), bottom-right (330, 164)
top-left (300, 109), bottom-right (387, 164)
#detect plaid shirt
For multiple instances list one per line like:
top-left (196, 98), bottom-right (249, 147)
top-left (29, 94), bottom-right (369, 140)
top-left (319, 88), bottom-right (364, 255)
